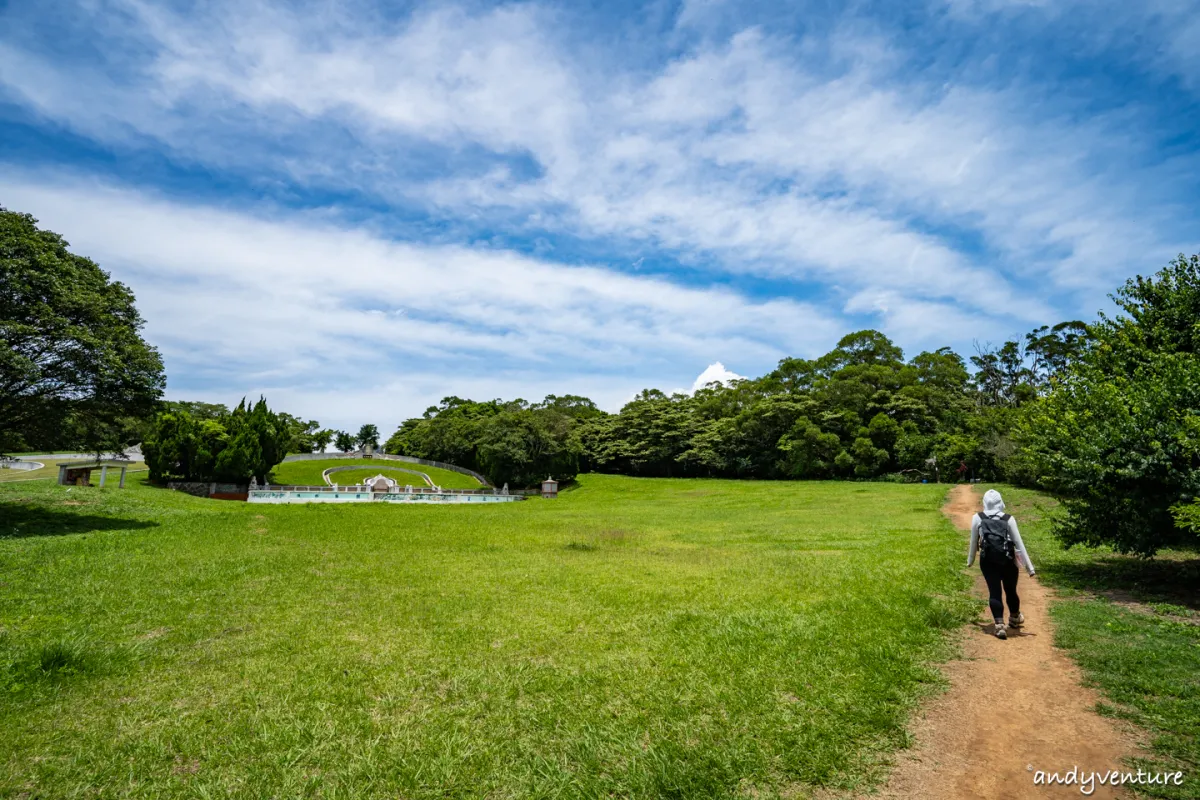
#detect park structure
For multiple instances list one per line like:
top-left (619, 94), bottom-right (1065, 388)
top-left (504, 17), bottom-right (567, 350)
top-left (56, 458), bottom-right (134, 488)
top-left (240, 451), bottom-right (555, 504)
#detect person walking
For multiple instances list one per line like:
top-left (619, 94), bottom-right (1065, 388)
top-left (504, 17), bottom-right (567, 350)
top-left (967, 489), bottom-right (1036, 640)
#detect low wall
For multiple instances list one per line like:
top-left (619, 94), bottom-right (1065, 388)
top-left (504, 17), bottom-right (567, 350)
top-left (168, 481), bottom-right (250, 497)
top-left (281, 451), bottom-right (491, 486)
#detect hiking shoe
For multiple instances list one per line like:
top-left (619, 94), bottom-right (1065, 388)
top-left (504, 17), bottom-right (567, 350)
top-left (1009, 613), bottom-right (1025, 628)
top-left (995, 624), bottom-right (1008, 640)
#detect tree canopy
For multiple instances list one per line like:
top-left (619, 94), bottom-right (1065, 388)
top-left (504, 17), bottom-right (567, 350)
top-left (1022, 255), bottom-right (1200, 555)
top-left (356, 424), bottom-right (380, 449)
top-left (385, 331), bottom-right (1033, 488)
top-left (143, 397), bottom-right (292, 483)
top-left (1, 208), bottom-right (165, 454)
top-left (335, 431), bottom-right (356, 453)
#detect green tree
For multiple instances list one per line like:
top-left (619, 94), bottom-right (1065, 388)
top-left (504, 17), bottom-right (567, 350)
top-left (165, 401), bottom-right (228, 420)
top-left (1174, 501), bottom-right (1200, 536)
top-left (1022, 255), bottom-right (1200, 555)
top-left (143, 411), bottom-right (225, 481)
top-left (335, 430), bottom-right (356, 453)
top-left (476, 408), bottom-right (580, 487)
top-left (777, 418), bottom-right (841, 478)
top-left (0, 208), bottom-right (165, 454)
top-left (356, 424), bottom-right (380, 449)
top-left (142, 397), bottom-right (290, 483)
top-left (312, 429), bottom-right (334, 453)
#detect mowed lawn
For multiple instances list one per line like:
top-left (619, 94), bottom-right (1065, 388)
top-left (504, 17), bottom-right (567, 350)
top-left (0, 475), bottom-right (973, 799)
top-left (271, 458), bottom-right (484, 489)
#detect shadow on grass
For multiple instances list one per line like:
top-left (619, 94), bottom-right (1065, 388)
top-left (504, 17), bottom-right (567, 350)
top-left (0, 502), bottom-right (159, 539)
top-left (1042, 555), bottom-right (1200, 611)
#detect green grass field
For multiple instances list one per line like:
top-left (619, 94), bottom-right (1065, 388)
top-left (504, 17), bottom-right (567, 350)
top-left (271, 458), bottom-right (483, 489)
top-left (0, 475), bottom-right (974, 798)
top-left (988, 485), bottom-right (1200, 799)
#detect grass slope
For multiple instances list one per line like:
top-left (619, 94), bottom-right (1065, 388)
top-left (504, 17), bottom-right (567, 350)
top-left (1, 476), bottom-right (972, 799)
top-left (272, 458), bottom-right (483, 489)
top-left (986, 485), bottom-right (1200, 799)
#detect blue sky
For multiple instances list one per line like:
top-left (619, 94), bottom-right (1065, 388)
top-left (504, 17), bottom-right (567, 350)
top-left (2, 0), bottom-right (1198, 433)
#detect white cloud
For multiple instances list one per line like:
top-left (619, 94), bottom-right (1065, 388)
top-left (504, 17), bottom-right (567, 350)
top-left (3, 0), bottom-right (1192, 319)
top-left (0, 175), bottom-right (845, 430)
top-left (691, 362), bottom-right (745, 392)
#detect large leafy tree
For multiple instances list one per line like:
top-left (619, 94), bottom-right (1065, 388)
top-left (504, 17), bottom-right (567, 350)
top-left (311, 429), bottom-right (335, 453)
top-left (334, 430), bottom-right (356, 453)
top-left (476, 408), bottom-right (580, 487)
top-left (1, 209), bottom-right (165, 454)
top-left (277, 414), bottom-right (324, 454)
top-left (356, 423), bottom-right (380, 449)
top-left (1022, 254), bottom-right (1200, 555)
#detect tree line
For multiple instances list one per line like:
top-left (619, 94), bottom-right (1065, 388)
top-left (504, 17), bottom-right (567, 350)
top-left (142, 402), bottom-right (385, 483)
top-left (385, 257), bottom-right (1200, 557)
top-left (4, 206), bottom-right (1197, 556)
top-left (382, 329), bottom-right (1081, 487)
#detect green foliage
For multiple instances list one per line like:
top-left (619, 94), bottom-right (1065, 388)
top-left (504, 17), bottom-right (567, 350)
top-left (386, 397), bottom-right (586, 487)
top-left (275, 414), bottom-right (324, 454)
top-left (164, 401), bottom-right (228, 421)
top-left (476, 407), bottom-right (580, 487)
top-left (142, 397), bottom-right (292, 482)
top-left (1173, 501), bottom-right (1200, 535)
top-left (578, 331), bottom-right (990, 482)
top-left (334, 430), bottom-right (355, 452)
top-left (355, 424), bottom-right (380, 449)
top-left (1021, 255), bottom-right (1200, 555)
top-left (383, 328), bottom-right (1068, 487)
top-left (311, 428), bottom-right (335, 453)
top-left (0, 208), bottom-right (165, 454)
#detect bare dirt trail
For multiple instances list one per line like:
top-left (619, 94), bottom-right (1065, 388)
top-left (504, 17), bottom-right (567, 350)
top-left (864, 485), bottom-right (1136, 799)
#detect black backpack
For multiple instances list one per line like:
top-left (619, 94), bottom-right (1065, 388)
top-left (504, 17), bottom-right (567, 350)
top-left (978, 513), bottom-right (1014, 565)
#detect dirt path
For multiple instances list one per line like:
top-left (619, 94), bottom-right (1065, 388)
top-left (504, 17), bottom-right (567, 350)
top-left (864, 485), bottom-right (1135, 799)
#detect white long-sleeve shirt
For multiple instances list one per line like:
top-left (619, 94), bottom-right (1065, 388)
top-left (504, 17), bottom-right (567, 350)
top-left (968, 513), bottom-right (1036, 576)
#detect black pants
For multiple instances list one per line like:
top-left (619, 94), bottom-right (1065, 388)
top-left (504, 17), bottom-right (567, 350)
top-left (980, 559), bottom-right (1020, 621)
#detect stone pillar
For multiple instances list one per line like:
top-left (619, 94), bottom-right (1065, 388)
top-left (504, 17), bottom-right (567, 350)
top-left (119, 467), bottom-right (127, 488)
top-left (58, 465), bottom-right (67, 485)
top-left (99, 466), bottom-right (108, 488)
